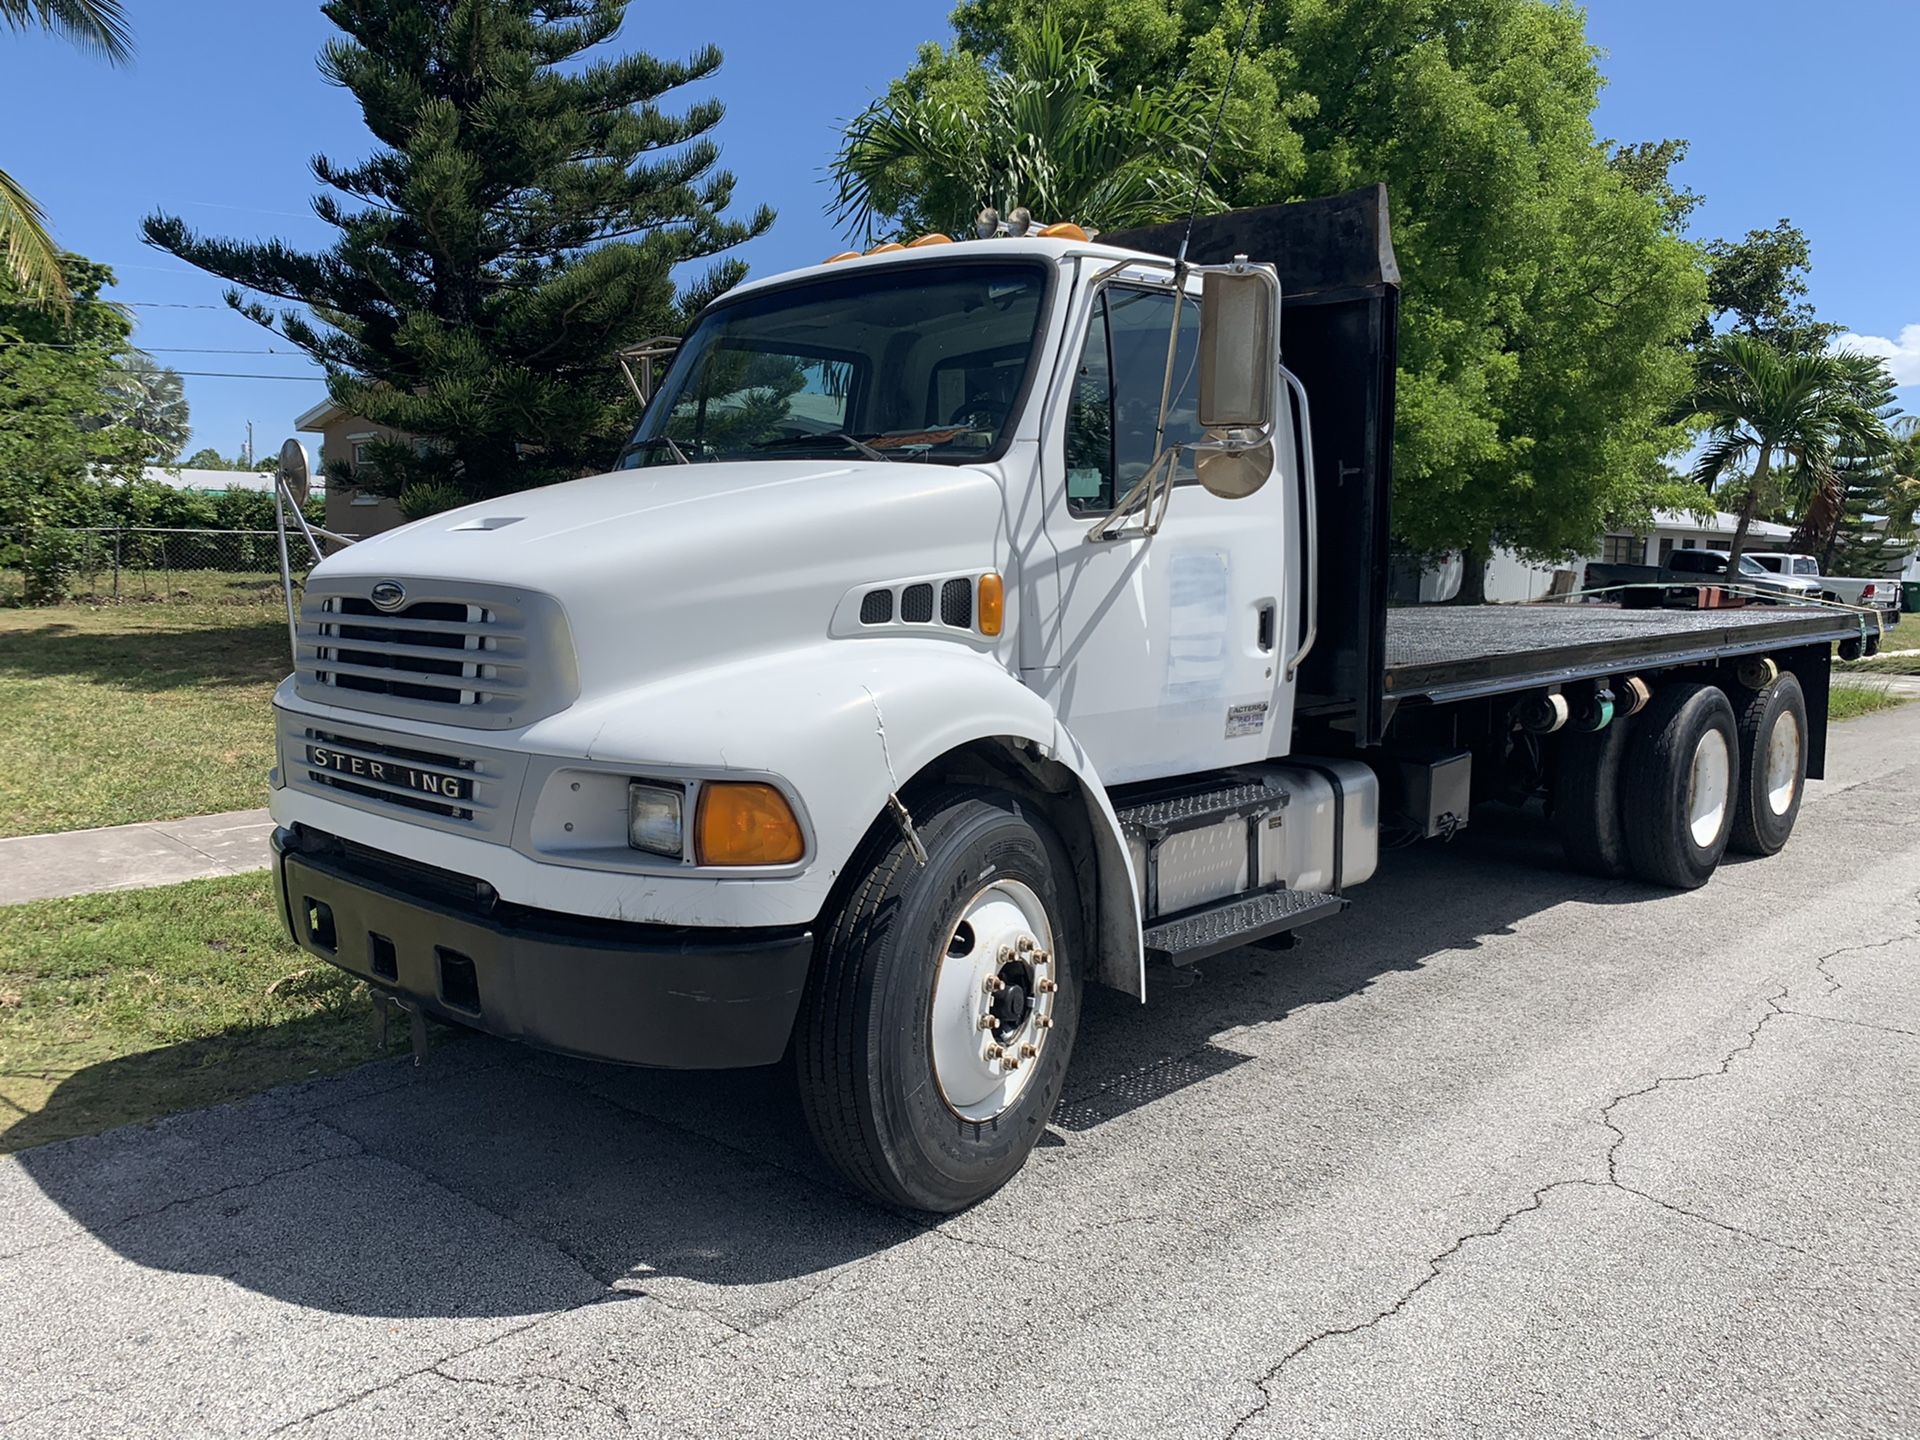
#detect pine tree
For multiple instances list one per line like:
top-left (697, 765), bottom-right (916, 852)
top-left (143, 0), bottom-right (771, 506)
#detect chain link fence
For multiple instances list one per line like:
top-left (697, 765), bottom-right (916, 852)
top-left (0, 527), bottom-right (349, 607)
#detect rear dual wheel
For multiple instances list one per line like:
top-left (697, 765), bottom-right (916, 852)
top-left (1729, 674), bottom-right (1807, 856)
top-left (1623, 683), bottom-right (1738, 889)
top-left (1557, 676), bottom-right (1806, 888)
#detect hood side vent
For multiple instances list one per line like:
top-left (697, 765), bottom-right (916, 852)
top-left (940, 578), bottom-right (972, 629)
top-left (860, 589), bottom-right (894, 625)
top-left (901, 583), bottom-right (934, 624)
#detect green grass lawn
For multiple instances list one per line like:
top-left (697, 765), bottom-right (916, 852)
top-left (0, 598), bottom-right (290, 837)
top-left (0, 874), bottom-right (390, 1153)
top-left (1829, 682), bottom-right (1911, 722)
top-left (1837, 652), bottom-right (1920, 677)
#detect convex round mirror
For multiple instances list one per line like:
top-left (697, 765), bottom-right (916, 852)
top-left (278, 437), bottom-right (312, 507)
top-left (1196, 434), bottom-right (1274, 499)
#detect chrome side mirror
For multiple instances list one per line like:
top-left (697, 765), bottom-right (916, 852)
top-left (1198, 260), bottom-right (1279, 430)
top-left (1194, 258), bottom-right (1281, 500)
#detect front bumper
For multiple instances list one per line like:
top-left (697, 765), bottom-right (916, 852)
top-left (273, 828), bottom-right (812, 1069)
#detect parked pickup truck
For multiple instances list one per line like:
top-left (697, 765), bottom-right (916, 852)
top-left (267, 187), bottom-right (1870, 1211)
top-left (1748, 552), bottom-right (1899, 620)
top-left (1588, 547), bottom-right (1823, 608)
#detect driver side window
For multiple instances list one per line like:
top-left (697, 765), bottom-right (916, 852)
top-left (1064, 286), bottom-right (1203, 516)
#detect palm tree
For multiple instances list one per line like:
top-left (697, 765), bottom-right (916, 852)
top-left (0, 1), bottom-right (132, 302)
top-left (830, 14), bottom-right (1226, 244)
top-left (1687, 334), bottom-right (1888, 573)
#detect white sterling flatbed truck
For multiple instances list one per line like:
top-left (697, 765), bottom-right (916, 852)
top-left (270, 186), bottom-right (1868, 1211)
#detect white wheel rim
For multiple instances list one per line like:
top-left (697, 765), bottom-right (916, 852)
top-left (929, 879), bottom-right (1058, 1123)
top-left (1688, 727), bottom-right (1732, 848)
top-left (1765, 709), bottom-right (1801, 816)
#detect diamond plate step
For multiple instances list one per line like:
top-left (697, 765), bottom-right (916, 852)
top-left (1144, 887), bottom-right (1346, 965)
top-left (1115, 779), bottom-right (1283, 836)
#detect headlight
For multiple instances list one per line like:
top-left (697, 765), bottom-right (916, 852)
top-left (627, 782), bottom-right (685, 857)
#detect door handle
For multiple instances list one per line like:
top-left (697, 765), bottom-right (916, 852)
top-left (1256, 601), bottom-right (1276, 653)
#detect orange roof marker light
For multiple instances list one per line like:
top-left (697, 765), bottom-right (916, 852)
top-left (865, 241), bottom-right (905, 256)
top-left (822, 250), bottom-right (862, 264)
top-left (907, 233), bottom-right (954, 248)
top-left (1036, 222), bottom-right (1089, 241)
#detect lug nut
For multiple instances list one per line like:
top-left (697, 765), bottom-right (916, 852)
top-left (979, 1014), bottom-right (997, 1031)
top-left (1019, 1043), bottom-right (1038, 1058)
top-left (1030, 949), bottom-right (1050, 964)
top-left (984, 1044), bottom-right (1004, 1060)
top-left (1002, 1057), bottom-right (1021, 1072)
top-left (1036, 1015), bottom-right (1054, 1030)
top-left (983, 975), bottom-right (1006, 993)
top-left (998, 945), bottom-right (1014, 963)
top-left (1017, 936), bottom-right (1035, 954)
top-left (1036, 978), bottom-right (1057, 993)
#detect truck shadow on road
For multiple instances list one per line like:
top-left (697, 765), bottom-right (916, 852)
top-left (13, 806), bottom-right (1653, 1320)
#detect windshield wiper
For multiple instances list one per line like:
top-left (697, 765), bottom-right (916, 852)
top-left (622, 435), bottom-right (691, 465)
top-left (749, 432), bottom-right (893, 463)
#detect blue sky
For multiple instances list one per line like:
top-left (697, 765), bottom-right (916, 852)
top-left (1, 0), bottom-right (1912, 457)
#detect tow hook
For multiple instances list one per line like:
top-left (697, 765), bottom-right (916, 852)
top-left (373, 991), bottom-right (431, 1067)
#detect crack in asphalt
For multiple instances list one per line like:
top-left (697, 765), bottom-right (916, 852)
top-left (1779, 1009), bottom-right (1920, 1040)
top-left (1220, 937), bottom-right (1898, 1438)
top-left (262, 1290), bottom-right (641, 1437)
top-left (0, 1140), bottom-right (357, 1263)
top-left (426, 1364), bottom-right (638, 1430)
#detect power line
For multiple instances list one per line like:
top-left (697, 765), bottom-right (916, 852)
top-left (147, 370), bottom-right (324, 383)
top-left (0, 341), bottom-right (314, 356)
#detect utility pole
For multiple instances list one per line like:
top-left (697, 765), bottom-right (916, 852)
top-left (245, 421), bottom-right (254, 468)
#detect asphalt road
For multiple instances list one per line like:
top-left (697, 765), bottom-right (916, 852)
top-left (4, 709), bottom-right (1917, 1438)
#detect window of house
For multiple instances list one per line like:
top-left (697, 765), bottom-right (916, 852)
top-left (1063, 285), bottom-right (1204, 515)
top-left (1600, 534), bottom-right (1642, 564)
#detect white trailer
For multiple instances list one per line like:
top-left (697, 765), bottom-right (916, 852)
top-left (269, 189), bottom-right (1861, 1210)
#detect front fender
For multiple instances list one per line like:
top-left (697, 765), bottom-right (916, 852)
top-left (533, 639), bottom-right (1143, 994)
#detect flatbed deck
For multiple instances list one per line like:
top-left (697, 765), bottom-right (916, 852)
top-left (1384, 603), bottom-right (1867, 704)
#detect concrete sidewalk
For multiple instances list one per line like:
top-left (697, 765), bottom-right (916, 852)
top-left (0, 808), bottom-right (274, 906)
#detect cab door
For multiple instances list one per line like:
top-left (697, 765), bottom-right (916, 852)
top-left (1020, 276), bottom-right (1290, 785)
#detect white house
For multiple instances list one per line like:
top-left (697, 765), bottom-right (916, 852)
top-left (139, 465), bottom-right (318, 498)
top-left (1469, 510), bottom-right (1802, 603)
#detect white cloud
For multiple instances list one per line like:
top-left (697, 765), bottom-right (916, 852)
top-left (1832, 324), bottom-right (1920, 387)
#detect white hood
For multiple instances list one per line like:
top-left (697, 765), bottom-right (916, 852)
top-left (313, 459), bottom-right (1010, 700)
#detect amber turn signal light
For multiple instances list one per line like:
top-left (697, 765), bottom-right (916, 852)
top-left (697, 782), bottom-right (805, 865)
top-left (977, 573), bottom-right (1005, 636)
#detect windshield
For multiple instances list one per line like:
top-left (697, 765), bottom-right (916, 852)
top-left (1793, 558), bottom-right (1818, 576)
top-left (1738, 555), bottom-right (1769, 576)
top-left (620, 260), bottom-right (1049, 468)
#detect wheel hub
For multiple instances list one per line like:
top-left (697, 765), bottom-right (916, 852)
top-left (929, 880), bottom-right (1059, 1123)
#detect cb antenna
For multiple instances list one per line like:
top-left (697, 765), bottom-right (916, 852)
top-left (1177, 3), bottom-right (1260, 270)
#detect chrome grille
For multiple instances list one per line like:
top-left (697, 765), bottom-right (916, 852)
top-left (301, 727), bottom-right (479, 822)
top-left (280, 710), bottom-right (528, 839)
top-left (294, 580), bottom-right (575, 730)
top-left (305, 595), bottom-right (525, 708)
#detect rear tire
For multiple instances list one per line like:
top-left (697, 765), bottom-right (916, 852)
top-left (1728, 674), bottom-right (1807, 857)
top-left (1553, 718), bottom-right (1633, 877)
top-left (1623, 682), bottom-right (1739, 890)
top-left (795, 788), bottom-right (1082, 1213)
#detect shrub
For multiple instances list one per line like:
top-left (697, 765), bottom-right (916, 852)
top-left (21, 529), bottom-right (82, 605)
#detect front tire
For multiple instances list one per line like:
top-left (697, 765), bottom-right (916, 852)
top-left (795, 788), bottom-right (1083, 1212)
top-left (1623, 682), bottom-right (1739, 889)
top-left (1728, 674), bottom-right (1807, 856)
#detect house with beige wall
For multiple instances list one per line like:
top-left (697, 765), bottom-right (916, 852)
top-left (295, 398), bottom-right (412, 537)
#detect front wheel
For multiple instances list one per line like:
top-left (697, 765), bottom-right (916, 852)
top-left (795, 788), bottom-right (1083, 1212)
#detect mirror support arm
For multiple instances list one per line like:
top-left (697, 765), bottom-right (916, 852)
top-left (1283, 369), bottom-right (1319, 681)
